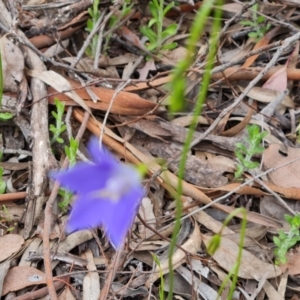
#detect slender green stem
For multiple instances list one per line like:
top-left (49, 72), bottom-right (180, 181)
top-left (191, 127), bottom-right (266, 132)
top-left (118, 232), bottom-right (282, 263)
top-left (166, 1), bottom-right (222, 299)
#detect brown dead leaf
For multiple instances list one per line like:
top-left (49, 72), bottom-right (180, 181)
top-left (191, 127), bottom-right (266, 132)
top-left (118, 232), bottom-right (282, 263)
top-left (137, 59), bottom-right (156, 80)
top-left (48, 79), bottom-right (156, 116)
top-left (27, 69), bottom-right (91, 114)
top-left (261, 181), bottom-right (300, 200)
top-left (239, 86), bottom-right (294, 108)
top-left (2, 266), bottom-right (46, 296)
top-left (202, 234), bottom-right (282, 280)
top-left (221, 104), bottom-right (254, 137)
top-left (118, 26), bottom-right (147, 51)
top-left (263, 144), bottom-right (300, 188)
top-left (0, 234), bottom-right (24, 262)
top-left (263, 65), bottom-right (287, 92)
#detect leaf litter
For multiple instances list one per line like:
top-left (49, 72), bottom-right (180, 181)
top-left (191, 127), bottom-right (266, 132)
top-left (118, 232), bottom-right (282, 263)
top-left (1, 0), bottom-right (300, 299)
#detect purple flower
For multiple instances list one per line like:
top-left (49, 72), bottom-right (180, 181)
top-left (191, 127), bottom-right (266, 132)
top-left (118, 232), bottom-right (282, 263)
top-left (50, 138), bottom-right (144, 248)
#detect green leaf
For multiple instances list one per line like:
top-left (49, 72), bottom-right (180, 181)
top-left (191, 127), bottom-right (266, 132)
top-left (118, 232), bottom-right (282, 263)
top-left (49, 124), bottom-right (56, 131)
top-left (145, 42), bottom-right (158, 52)
top-left (149, 1), bottom-right (159, 20)
top-left (140, 26), bottom-right (157, 43)
top-left (148, 18), bottom-right (158, 28)
top-left (121, 3), bottom-right (133, 17)
top-left (0, 112), bottom-right (13, 121)
top-left (161, 42), bottom-right (177, 51)
top-left (0, 180), bottom-right (6, 194)
top-left (256, 16), bottom-right (265, 24)
top-left (109, 15), bottom-right (117, 28)
top-left (243, 160), bottom-right (259, 169)
top-left (56, 137), bottom-right (64, 144)
top-left (235, 151), bottom-right (245, 163)
top-left (163, 2), bottom-right (175, 15)
top-left (252, 146), bottom-right (265, 154)
top-left (273, 236), bottom-right (282, 247)
top-left (235, 143), bottom-right (248, 153)
top-left (239, 20), bottom-right (255, 27)
top-left (60, 124), bottom-right (67, 133)
top-left (52, 111), bottom-right (58, 119)
top-left (247, 124), bottom-right (260, 137)
top-left (234, 164), bottom-right (244, 179)
top-left (162, 24), bottom-right (178, 40)
top-left (248, 32), bottom-right (259, 38)
top-left (88, 7), bottom-right (93, 18)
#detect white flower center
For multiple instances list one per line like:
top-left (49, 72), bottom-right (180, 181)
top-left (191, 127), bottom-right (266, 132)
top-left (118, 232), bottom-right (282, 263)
top-left (90, 166), bottom-right (140, 202)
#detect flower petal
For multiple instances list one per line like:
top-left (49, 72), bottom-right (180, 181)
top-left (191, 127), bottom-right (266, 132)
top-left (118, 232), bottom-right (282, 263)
top-left (102, 186), bottom-right (144, 248)
top-left (50, 163), bottom-right (111, 194)
top-left (88, 138), bottom-right (119, 168)
top-left (67, 185), bottom-right (144, 248)
top-left (66, 194), bottom-right (106, 232)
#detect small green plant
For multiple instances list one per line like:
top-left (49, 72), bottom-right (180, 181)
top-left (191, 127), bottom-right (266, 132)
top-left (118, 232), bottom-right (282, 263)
top-left (103, 1), bottom-right (133, 53)
top-left (0, 151), bottom-right (6, 194)
top-left (239, 3), bottom-right (271, 40)
top-left (234, 124), bottom-right (268, 179)
top-left (273, 214), bottom-right (300, 265)
top-left (86, 0), bottom-right (100, 57)
top-left (153, 254), bottom-right (165, 300)
top-left (140, 0), bottom-right (177, 53)
top-left (49, 98), bottom-right (66, 145)
top-left (58, 138), bottom-right (79, 212)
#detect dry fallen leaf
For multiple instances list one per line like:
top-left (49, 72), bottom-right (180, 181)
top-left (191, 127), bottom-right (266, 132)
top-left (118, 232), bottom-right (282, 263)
top-left (2, 266), bottom-right (46, 296)
top-left (82, 249), bottom-right (100, 300)
top-left (263, 144), bottom-right (300, 188)
top-left (26, 69), bottom-right (91, 114)
top-left (0, 234), bottom-right (24, 262)
top-left (202, 234), bottom-right (282, 280)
